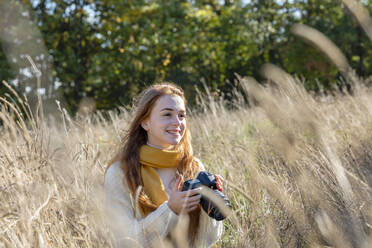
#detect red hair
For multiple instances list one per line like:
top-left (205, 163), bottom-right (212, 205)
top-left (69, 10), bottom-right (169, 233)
top-left (114, 83), bottom-right (201, 242)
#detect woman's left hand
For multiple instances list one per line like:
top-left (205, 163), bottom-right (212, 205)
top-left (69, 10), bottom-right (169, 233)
top-left (214, 174), bottom-right (224, 192)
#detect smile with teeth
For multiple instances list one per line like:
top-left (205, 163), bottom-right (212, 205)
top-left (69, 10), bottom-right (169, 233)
top-left (167, 130), bottom-right (180, 136)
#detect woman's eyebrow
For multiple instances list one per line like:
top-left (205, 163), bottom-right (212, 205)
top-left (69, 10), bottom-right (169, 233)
top-left (160, 108), bottom-right (186, 112)
top-left (160, 108), bottom-right (174, 112)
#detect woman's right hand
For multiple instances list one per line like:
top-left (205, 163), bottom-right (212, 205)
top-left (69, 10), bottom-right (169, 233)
top-left (167, 176), bottom-right (201, 215)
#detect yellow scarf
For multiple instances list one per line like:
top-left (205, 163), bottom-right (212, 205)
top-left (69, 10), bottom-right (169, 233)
top-left (139, 144), bottom-right (182, 217)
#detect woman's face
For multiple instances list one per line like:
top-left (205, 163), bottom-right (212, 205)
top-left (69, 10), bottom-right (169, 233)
top-left (141, 94), bottom-right (186, 149)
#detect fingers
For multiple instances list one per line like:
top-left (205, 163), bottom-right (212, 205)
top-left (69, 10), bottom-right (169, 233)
top-left (215, 174), bottom-right (224, 192)
top-left (185, 193), bottom-right (201, 207)
top-left (215, 174), bottom-right (224, 183)
top-left (186, 204), bottom-right (199, 212)
top-left (184, 201), bottom-right (200, 212)
top-left (179, 189), bottom-right (201, 205)
top-left (183, 187), bottom-right (201, 197)
top-left (187, 194), bottom-right (201, 204)
top-left (178, 191), bottom-right (201, 213)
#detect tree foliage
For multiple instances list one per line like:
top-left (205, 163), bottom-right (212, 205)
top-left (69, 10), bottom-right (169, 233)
top-left (0, 0), bottom-right (371, 112)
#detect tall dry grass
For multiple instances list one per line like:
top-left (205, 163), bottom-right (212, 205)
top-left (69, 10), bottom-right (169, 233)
top-left (1, 0), bottom-right (372, 247)
top-left (1, 69), bottom-right (372, 247)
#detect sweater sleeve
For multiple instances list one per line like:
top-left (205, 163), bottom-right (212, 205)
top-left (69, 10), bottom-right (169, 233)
top-left (194, 158), bottom-right (224, 247)
top-left (104, 162), bottom-right (179, 248)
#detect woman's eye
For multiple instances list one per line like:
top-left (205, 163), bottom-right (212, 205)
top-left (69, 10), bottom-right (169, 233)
top-left (162, 112), bottom-right (186, 118)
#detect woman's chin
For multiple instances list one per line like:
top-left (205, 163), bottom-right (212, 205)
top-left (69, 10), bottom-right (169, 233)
top-left (165, 137), bottom-right (182, 146)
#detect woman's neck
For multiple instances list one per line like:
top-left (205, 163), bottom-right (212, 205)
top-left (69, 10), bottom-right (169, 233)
top-left (146, 142), bottom-right (174, 150)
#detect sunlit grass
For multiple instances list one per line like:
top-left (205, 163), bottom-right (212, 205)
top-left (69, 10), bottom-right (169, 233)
top-left (1, 0), bottom-right (372, 246)
top-left (1, 72), bottom-right (372, 247)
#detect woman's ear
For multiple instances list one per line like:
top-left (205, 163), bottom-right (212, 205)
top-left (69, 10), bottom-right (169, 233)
top-left (141, 120), bottom-right (149, 131)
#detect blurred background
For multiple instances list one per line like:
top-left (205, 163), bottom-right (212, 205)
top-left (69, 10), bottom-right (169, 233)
top-left (1, 0), bottom-right (371, 114)
top-left (2, 1), bottom-right (372, 247)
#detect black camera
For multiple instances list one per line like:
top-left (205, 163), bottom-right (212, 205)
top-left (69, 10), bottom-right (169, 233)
top-left (182, 171), bottom-right (231, 221)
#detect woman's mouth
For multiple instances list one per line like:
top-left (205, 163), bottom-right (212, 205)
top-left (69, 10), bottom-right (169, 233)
top-left (167, 130), bottom-right (180, 136)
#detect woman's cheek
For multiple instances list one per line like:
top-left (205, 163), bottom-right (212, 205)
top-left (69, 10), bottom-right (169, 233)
top-left (182, 121), bottom-right (186, 133)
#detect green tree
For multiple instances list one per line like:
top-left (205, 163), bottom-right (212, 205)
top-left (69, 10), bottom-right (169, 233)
top-left (30, 0), bottom-right (102, 112)
top-left (0, 0), bottom-right (55, 111)
top-left (281, 0), bottom-right (372, 90)
top-left (1, 0), bottom-right (372, 112)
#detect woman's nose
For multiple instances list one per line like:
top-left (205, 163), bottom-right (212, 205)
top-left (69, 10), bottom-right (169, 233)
top-left (171, 115), bottom-right (181, 125)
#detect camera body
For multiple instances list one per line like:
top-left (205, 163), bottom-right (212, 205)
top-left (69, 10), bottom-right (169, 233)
top-left (182, 171), bottom-right (231, 221)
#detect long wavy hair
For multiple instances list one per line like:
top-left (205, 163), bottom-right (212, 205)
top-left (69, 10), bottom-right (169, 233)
top-left (113, 83), bottom-right (201, 243)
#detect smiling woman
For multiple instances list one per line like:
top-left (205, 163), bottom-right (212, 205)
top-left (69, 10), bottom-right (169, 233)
top-left (103, 83), bottom-right (223, 247)
top-left (141, 94), bottom-right (187, 150)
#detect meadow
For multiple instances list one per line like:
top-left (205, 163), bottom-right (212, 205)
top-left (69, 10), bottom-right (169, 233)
top-left (1, 1), bottom-right (372, 245)
top-left (1, 67), bottom-right (372, 247)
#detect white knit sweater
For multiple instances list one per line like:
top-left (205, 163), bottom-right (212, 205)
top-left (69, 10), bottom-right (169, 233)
top-left (104, 161), bottom-right (223, 248)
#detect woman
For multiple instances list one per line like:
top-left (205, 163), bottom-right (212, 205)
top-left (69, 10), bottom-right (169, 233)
top-left (104, 83), bottom-right (224, 247)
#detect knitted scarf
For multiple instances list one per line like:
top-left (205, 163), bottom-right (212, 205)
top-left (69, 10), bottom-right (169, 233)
top-left (139, 144), bottom-right (182, 217)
